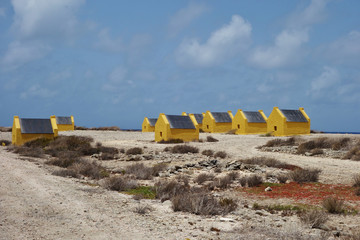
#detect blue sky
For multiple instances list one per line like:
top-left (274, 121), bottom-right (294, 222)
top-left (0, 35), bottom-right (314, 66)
top-left (0, 0), bottom-right (359, 131)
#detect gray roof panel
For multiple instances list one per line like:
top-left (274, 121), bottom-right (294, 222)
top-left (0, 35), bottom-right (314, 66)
top-left (56, 116), bottom-right (72, 125)
top-left (166, 115), bottom-right (196, 129)
top-left (193, 114), bottom-right (204, 124)
top-left (20, 118), bottom-right (54, 134)
top-left (243, 111), bottom-right (266, 123)
top-left (148, 118), bottom-right (157, 126)
top-left (280, 109), bottom-right (308, 122)
top-left (211, 112), bottom-right (232, 123)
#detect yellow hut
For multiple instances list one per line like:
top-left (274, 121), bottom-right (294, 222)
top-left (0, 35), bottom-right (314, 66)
top-left (155, 113), bottom-right (199, 142)
top-left (189, 113), bottom-right (204, 130)
top-left (202, 111), bottom-right (234, 133)
top-left (232, 109), bottom-right (267, 134)
top-left (142, 117), bottom-right (157, 132)
top-left (267, 107), bottom-right (310, 136)
top-left (51, 115), bottom-right (74, 131)
top-left (12, 116), bottom-right (58, 146)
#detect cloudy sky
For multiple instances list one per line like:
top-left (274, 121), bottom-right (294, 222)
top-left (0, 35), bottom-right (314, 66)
top-left (0, 0), bottom-right (359, 131)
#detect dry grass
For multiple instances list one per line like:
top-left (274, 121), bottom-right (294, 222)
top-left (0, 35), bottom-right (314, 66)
top-left (277, 174), bottom-right (289, 184)
top-left (240, 157), bottom-right (300, 170)
top-left (322, 197), bottom-right (345, 214)
top-left (310, 148), bottom-right (324, 156)
top-left (206, 136), bottom-right (219, 142)
top-left (104, 176), bottom-right (138, 191)
top-left (353, 174), bottom-right (360, 187)
top-left (194, 173), bottom-right (215, 184)
top-left (171, 145), bottom-right (199, 154)
top-left (70, 160), bottom-right (109, 179)
top-left (288, 168), bottom-right (321, 183)
top-left (11, 146), bottom-right (44, 158)
top-left (343, 143), bottom-right (360, 161)
top-left (155, 180), bottom-right (190, 202)
top-left (214, 151), bottom-right (227, 159)
top-left (126, 147), bottom-right (143, 155)
top-left (0, 126), bottom-right (12, 132)
top-left (246, 174), bottom-right (263, 187)
top-left (52, 169), bottom-right (79, 178)
top-left (297, 137), bottom-right (351, 154)
top-left (158, 139), bottom-right (184, 144)
top-left (45, 136), bottom-right (96, 157)
top-left (263, 137), bottom-right (296, 147)
top-left (171, 191), bottom-right (237, 216)
top-left (298, 210), bottom-right (328, 229)
top-left (133, 205), bottom-right (153, 215)
top-left (201, 149), bottom-right (214, 157)
top-left (125, 163), bottom-right (167, 180)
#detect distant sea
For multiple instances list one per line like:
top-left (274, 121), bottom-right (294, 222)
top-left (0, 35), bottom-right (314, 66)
top-left (324, 132), bottom-right (360, 134)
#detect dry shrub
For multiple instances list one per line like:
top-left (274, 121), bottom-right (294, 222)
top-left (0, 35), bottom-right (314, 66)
top-left (90, 126), bottom-right (121, 131)
top-left (202, 149), bottom-right (214, 156)
top-left (46, 151), bottom-right (80, 168)
top-left (331, 137), bottom-right (350, 150)
top-left (125, 163), bottom-right (153, 180)
top-left (171, 192), bottom-right (237, 215)
top-left (214, 175), bottom-right (233, 189)
top-left (299, 210), bottom-right (328, 229)
top-left (52, 169), bottom-right (79, 178)
top-left (133, 205), bottom-right (153, 215)
top-left (11, 146), bottom-right (44, 158)
top-left (24, 138), bottom-right (52, 148)
top-left (171, 145), bottom-right (199, 154)
top-left (310, 148), bottom-right (324, 156)
top-left (158, 139), bottom-right (184, 144)
top-left (288, 168), bottom-right (321, 183)
top-left (194, 173), bottom-right (215, 184)
top-left (264, 137), bottom-right (296, 147)
top-left (343, 145), bottom-right (360, 161)
top-left (241, 157), bottom-right (299, 170)
top-left (70, 160), bottom-right (109, 179)
top-left (277, 174), bottom-right (289, 184)
top-left (227, 171), bottom-right (239, 181)
top-left (45, 136), bottom-right (96, 157)
top-left (353, 174), bottom-right (360, 187)
top-left (246, 174), bottom-right (263, 187)
top-left (96, 144), bottom-right (119, 160)
top-left (355, 188), bottom-right (360, 196)
top-left (214, 151), bottom-right (227, 159)
top-left (322, 197), bottom-right (344, 214)
top-left (239, 177), bottom-right (247, 187)
top-left (104, 176), bottom-right (137, 191)
top-left (207, 136), bottom-right (219, 142)
top-left (151, 163), bottom-right (168, 176)
top-left (0, 139), bottom-right (11, 146)
top-left (126, 147), bottom-right (143, 155)
top-left (155, 180), bottom-right (190, 202)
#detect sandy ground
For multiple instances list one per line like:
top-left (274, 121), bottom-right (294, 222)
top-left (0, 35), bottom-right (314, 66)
top-left (1, 131), bottom-right (360, 240)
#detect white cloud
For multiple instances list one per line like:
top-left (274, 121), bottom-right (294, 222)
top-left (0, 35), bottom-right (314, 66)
top-left (310, 66), bottom-right (340, 93)
top-left (20, 84), bottom-right (57, 99)
top-left (249, 0), bottom-right (328, 69)
top-left (11, 0), bottom-right (85, 41)
top-left (103, 66), bottom-right (130, 92)
top-left (1, 41), bottom-right (51, 71)
top-left (324, 31), bottom-right (360, 64)
top-left (175, 15), bottom-right (251, 67)
top-left (168, 3), bottom-right (207, 37)
top-left (95, 28), bottom-right (123, 52)
top-left (250, 30), bottom-right (308, 68)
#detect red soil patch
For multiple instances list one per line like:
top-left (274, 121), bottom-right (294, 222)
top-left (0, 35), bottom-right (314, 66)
top-left (239, 182), bottom-right (360, 206)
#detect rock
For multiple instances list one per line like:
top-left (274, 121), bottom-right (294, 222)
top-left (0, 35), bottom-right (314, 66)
top-left (265, 186), bottom-right (272, 192)
top-left (219, 217), bottom-right (236, 223)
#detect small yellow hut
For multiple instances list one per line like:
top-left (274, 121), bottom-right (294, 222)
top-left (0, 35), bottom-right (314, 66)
top-left (188, 113), bottom-right (205, 130)
top-left (142, 117), bottom-right (157, 132)
top-left (12, 116), bottom-right (58, 146)
top-left (155, 113), bottom-right (199, 142)
top-left (202, 111), bottom-right (233, 133)
top-left (232, 110), bottom-right (267, 134)
top-left (51, 115), bottom-right (74, 131)
top-left (267, 107), bottom-right (310, 136)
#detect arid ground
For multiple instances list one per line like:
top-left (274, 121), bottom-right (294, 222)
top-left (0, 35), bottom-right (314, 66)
top-left (1, 131), bottom-right (360, 240)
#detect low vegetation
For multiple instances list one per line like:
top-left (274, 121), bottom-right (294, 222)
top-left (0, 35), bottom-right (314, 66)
top-left (288, 168), bottom-right (321, 183)
top-left (214, 151), bottom-right (227, 159)
top-left (263, 137), bottom-right (296, 147)
top-left (0, 139), bottom-right (11, 146)
top-left (299, 209), bottom-right (328, 229)
top-left (322, 197), bottom-right (345, 214)
top-left (240, 157), bottom-right (300, 170)
top-left (170, 145), bottom-right (199, 154)
top-left (158, 139), bottom-right (184, 144)
top-left (239, 174), bottom-right (263, 187)
top-left (126, 147), bottom-right (143, 155)
top-left (194, 173), bottom-right (215, 184)
top-left (201, 149), bottom-right (214, 157)
top-left (206, 136), bottom-right (219, 142)
top-left (125, 163), bottom-right (168, 180)
top-left (104, 176), bottom-right (138, 191)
